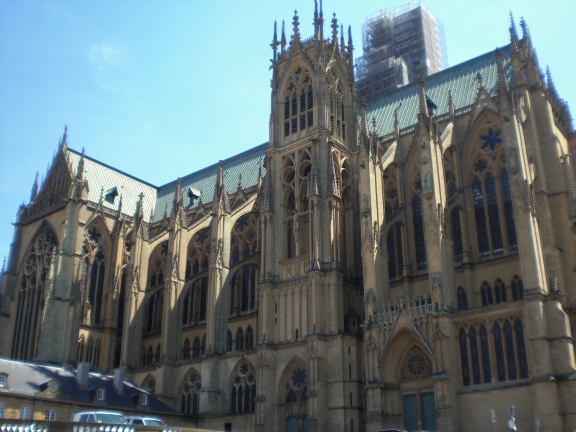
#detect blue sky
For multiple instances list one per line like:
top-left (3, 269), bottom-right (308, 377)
top-left (0, 0), bottom-right (574, 261)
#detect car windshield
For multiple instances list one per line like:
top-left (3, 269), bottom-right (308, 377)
top-left (144, 419), bottom-right (165, 426)
top-left (95, 414), bottom-right (126, 424)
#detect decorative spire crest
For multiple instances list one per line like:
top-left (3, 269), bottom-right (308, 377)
top-left (340, 24), bottom-right (345, 54)
top-left (331, 13), bottom-right (338, 48)
top-left (30, 172), bottom-right (39, 203)
top-left (281, 20), bottom-right (287, 53)
top-left (347, 25), bottom-right (353, 58)
top-left (271, 21), bottom-right (279, 61)
top-left (509, 11), bottom-right (519, 41)
top-left (418, 73), bottom-right (428, 119)
top-left (291, 10), bottom-right (301, 48)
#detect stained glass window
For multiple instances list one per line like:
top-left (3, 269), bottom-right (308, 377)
top-left (179, 369), bottom-right (201, 415)
top-left (469, 326), bottom-right (481, 385)
top-left (459, 328), bottom-right (470, 386)
top-left (187, 228), bottom-right (211, 279)
top-left (230, 361), bottom-right (256, 413)
top-left (472, 178), bottom-right (490, 255)
top-left (457, 287), bottom-right (468, 310)
top-left (515, 319), bottom-right (529, 379)
top-left (412, 194), bottom-right (426, 270)
top-left (493, 322), bottom-right (506, 382)
top-left (236, 328), bottom-right (244, 351)
top-left (451, 208), bottom-right (464, 261)
top-left (511, 275), bottom-right (524, 300)
top-left (500, 170), bottom-right (517, 248)
top-left (480, 324), bottom-right (492, 383)
top-left (387, 224), bottom-right (403, 279)
top-left (504, 320), bottom-right (517, 380)
top-left (199, 278), bottom-right (207, 321)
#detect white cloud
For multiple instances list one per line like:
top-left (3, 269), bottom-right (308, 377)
top-left (87, 42), bottom-right (124, 71)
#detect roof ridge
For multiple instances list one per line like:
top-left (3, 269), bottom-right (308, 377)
top-left (156, 142), bottom-right (268, 189)
top-left (67, 147), bottom-right (158, 189)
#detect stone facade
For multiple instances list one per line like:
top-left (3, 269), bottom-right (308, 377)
top-left (1, 6), bottom-right (575, 432)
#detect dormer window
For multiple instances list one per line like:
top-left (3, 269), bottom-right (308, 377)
top-left (140, 395), bottom-right (148, 406)
top-left (48, 380), bottom-right (59, 392)
top-left (97, 389), bottom-right (105, 401)
top-left (0, 375), bottom-right (6, 388)
top-left (426, 96), bottom-right (437, 116)
top-left (188, 187), bottom-right (201, 207)
top-left (104, 187), bottom-right (118, 204)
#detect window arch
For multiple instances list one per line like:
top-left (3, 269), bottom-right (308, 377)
top-left (178, 368), bottom-right (201, 415)
top-left (383, 166), bottom-right (400, 222)
top-left (186, 228), bottom-right (210, 280)
top-left (326, 69), bottom-right (346, 142)
top-left (192, 337), bottom-right (201, 358)
top-left (182, 338), bottom-right (191, 360)
top-left (245, 326), bottom-right (254, 349)
top-left (12, 225), bottom-right (56, 361)
top-left (470, 123), bottom-right (517, 255)
top-left (230, 360), bottom-right (256, 414)
top-left (81, 225), bottom-right (108, 327)
top-left (411, 171), bottom-right (426, 270)
top-left (144, 290), bottom-right (164, 334)
top-left (142, 375), bottom-right (156, 395)
top-left (148, 241), bottom-right (168, 289)
top-left (280, 360), bottom-right (309, 432)
top-left (511, 275), bottom-right (524, 300)
top-left (451, 207), bottom-right (464, 262)
top-left (183, 277), bottom-right (208, 326)
top-left (284, 67), bottom-right (313, 139)
top-left (457, 287), bottom-right (468, 310)
top-left (227, 330), bottom-right (233, 352)
top-left (494, 278), bottom-right (507, 304)
top-left (480, 281), bottom-right (493, 306)
top-left (386, 223), bottom-right (403, 279)
top-left (230, 213), bottom-right (258, 266)
top-left (229, 266), bottom-right (257, 315)
top-left (236, 328), bottom-right (244, 351)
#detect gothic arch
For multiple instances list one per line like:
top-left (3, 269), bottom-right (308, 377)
top-left (177, 367), bottom-right (202, 415)
top-left (396, 343), bottom-right (433, 383)
top-left (277, 356), bottom-right (309, 403)
top-left (461, 110), bottom-right (502, 172)
top-left (278, 357), bottom-right (309, 431)
top-left (228, 357), bottom-right (256, 414)
top-left (11, 221), bottom-right (58, 361)
top-left (141, 374), bottom-right (156, 395)
top-left (379, 329), bottom-right (433, 383)
top-left (278, 60), bottom-right (314, 95)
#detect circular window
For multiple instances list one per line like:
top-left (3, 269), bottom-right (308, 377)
top-left (49, 381), bottom-right (59, 392)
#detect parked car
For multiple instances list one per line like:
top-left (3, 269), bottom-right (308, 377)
top-left (126, 416), bottom-right (167, 426)
top-left (72, 410), bottom-right (127, 424)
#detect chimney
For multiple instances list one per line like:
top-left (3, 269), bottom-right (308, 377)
top-left (76, 362), bottom-right (90, 389)
top-left (113, 368), bottom-right (124, 394)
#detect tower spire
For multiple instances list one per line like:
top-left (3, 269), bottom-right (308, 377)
top-left (347, 25), bottom-right (353, 59)
top-left (271, 20), bottom-right (278, 60)
top-left (30, 172), bottom-right (39, 203)
top-left (340, 24), bottom-right (345, 54)
top-left (418, 74), bottom-right (428, 119)
top-left (509, 11), bottom-right (519, 42)
top-left (281, 20), bottom-right (287, 54)
top-left (331, 13), bottom-right (338, 49)
top-left (60, 125), bottom-right (68, 151)
top-left (314, 0), bottom-right (319, 38)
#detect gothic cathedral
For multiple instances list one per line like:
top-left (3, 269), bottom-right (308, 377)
top-left (1, 5), bottom-right (575, 432)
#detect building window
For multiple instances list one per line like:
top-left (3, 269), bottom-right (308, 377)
top-left (230, 213), bottom-right (258, 266)
top-left (12, 226), bottom-right (56, 361)
top-left (140, 395), bottom-right (148, 406)
top-left (230, 360), bottom-right (256, 414)
top-left (46, 410), bottom-right (57, 421)
top-left (387, 223), bottom-right (403, 279)
top-left (451, 207), bottom-right (464, 261)
top-left (494, 278), bottom-right (507, 304)
top-left (227, 330), bottom-right (233, 352)
top-left (201, 335), bottom-right (206, 355)
top-left (480, 281), bottom-right (493, 306)
top-left (511, 275), bottom-right (524, 300)
top-left (383, 166), bottom-right (400, 222)
top-left (186, 228), bottom-right (211, 280)
top-left (230, 266), bottom-right (258, 315)
top-left (179, 369), bottom-right (201, 415)
top-left (327, 70), bottom-right (345, 142)
top-left (471, 124), bottom-right (517, 256)
top-left (458, 328), bottom-right (470, 386)
top-left (283, 68), bottom-right (313, 139)
top-left (245, 326), bottom-right (254, 349)
top-left (0, 375), bottom-right (6, 387)
top-left (20, 407), bottom-right (30, 420)
top-left (457, 287), bottom-right (468, 310)
top-left (192, 337), bottom-right (201, 358)
top-left (411, 172), bottom-right (426, 270)
top-left (182, 338), bottom-right (190, 360)
top-left (236, 327), bottom-right (244, 351)
top-left (0, 404), bottom-right (4, 419)
top-left (97, 389), bottom-right (105, 400)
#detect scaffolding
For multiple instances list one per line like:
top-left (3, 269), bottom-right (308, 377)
top-left (356, 0), bottom-right (448, 101)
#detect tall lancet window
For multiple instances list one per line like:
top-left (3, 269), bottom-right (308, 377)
top-left (144, 241), bottom-right (168, 335)
top-left (387, 224), bottom-right (403, 279)
top-left (470, 123), bottom-right (517, 256)
top-left (411, 171), bottom-right (426, 270)
top-left (383, 166), bottom-right (400, 222)
top-left (283, 67), bottom-right (313, 139)
top-left (326, 69), bottom-right (346, 142)
top-left (80, 225), bottom-right (107, 326)
top-left (12, 226), bottom-right (56, 361)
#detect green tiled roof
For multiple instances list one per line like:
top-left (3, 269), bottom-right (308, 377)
top-left (365, 45), bottom-right (513, 137)
top-left (153, 143), bottom-right (267, 221)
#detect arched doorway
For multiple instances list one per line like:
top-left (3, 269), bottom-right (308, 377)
top-left (279, 358), bottom-right (308, 432)
top-left (397, 345), bottom-right (436, 432)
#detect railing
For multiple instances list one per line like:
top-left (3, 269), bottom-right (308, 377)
top-left (280, 254), bottom-right (309, 279)
top-left (0, 421), bottom-right (201, 432)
